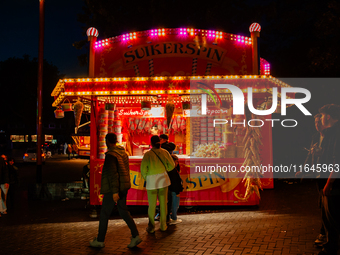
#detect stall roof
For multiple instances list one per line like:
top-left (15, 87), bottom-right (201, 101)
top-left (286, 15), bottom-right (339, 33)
top-left (52, 75), bottom-right (292, 108)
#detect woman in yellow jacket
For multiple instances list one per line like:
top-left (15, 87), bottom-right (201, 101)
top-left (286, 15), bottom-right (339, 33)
top-left (141, 135), bottom-right (175, 233)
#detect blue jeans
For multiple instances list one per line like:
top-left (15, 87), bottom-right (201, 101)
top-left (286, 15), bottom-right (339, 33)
top-left (97, 191), bottom-right (139, 242)
top-left (170, 191), bottom-right (180, 220)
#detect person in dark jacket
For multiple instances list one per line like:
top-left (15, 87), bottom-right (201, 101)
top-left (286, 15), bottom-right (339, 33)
top-left (160, 134), bottom-right (176, 154)
top-left (296, 114), bottom-right (327, 246)
top-left (167, 154), bottom-right (184, 225)
top-left (0, 155), bottom-right (9, 216)
top-left (90, 133), bottom-right (142, 249)
top-left (317, 104), bottom-right (340, 255)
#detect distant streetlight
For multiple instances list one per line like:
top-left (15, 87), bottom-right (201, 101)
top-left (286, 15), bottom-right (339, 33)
top-left (37, 0), bottom-right (45, 183)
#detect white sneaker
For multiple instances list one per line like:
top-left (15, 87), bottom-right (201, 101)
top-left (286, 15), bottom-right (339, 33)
top-left (89, 237), bottom-right (105, 248)
top-left (127, 235), bottom-right (142, 248)
top-left (169, 218), bottom-right (182, 225)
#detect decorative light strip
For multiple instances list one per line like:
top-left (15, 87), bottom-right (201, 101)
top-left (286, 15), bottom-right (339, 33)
top-left (52, 75), bottom-right (292, 106)
top-left (60, 75), bottom-right (277, 84)
top-left (94, 28), bottom-right (252, 49)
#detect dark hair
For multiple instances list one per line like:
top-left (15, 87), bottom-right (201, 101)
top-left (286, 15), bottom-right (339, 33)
top-left (314, 113), bottom-right (321, 119)
top-left (151, 135), bottom-right (161, 149)
top-left (160, 134), bottom-right (169, 140)
top-left (319, 104), bottom-right (340, 120)
top-left (106, 133), bottom-right (117, 144)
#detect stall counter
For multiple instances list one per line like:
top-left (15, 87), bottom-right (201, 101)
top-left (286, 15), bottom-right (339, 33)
top-left (90, 155), bottom-right (268, 206)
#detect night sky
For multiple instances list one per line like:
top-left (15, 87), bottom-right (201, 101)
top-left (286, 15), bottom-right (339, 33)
top-left (1, 0), bottom-right (87, 77)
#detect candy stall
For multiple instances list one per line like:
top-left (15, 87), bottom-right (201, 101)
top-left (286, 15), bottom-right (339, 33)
top-left (51, 24), bottom-right (293, 206)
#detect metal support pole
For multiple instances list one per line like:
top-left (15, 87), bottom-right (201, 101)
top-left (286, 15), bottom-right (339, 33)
top-left (36, 0), bottom-right (45, 183)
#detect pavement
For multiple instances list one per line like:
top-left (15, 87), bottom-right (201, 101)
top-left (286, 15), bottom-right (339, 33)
top-left (0, 178), bottom-right (337, 255)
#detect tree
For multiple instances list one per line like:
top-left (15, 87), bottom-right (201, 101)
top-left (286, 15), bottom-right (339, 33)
top-left (0, 55), bottom-right (67, 135)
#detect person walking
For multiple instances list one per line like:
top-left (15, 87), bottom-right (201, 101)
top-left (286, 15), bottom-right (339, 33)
top-left (141, 135), bottom-right (175, 233)
top-left (317, 104), bottom-right (340, 255)
top-left (72, 143), bottom-right (77, 158)
top-left (296, 114), bottom-right (327, 246)
top-left (167, 154), bottom-right (184, 225)
top-left (67, 144), bottom-right (72, 160)
top-left (63, 142), bottom-right (67, 155)
top-left (7, 158), bottom-right (19, 211)
top-left (90, 133), bottom-right (141, 249)
top-left (0, 155), bottom-right (9, 216)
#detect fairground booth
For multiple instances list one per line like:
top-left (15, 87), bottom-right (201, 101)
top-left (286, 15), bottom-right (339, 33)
top-left (52, 23), bottom-right (294, 206)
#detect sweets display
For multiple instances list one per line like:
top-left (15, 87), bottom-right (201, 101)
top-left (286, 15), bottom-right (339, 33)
top-left (98, 108), bottom-right (108, 159)
top-left (192, 142), bottom-right (221, 158)
top-left (241, 114), bottom-right (264, 199)
top-left (74, 100), bottom-right (84, 129)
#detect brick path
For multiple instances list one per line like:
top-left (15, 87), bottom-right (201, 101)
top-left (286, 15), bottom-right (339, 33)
top-left (0, 179), bottom-right (336, 255)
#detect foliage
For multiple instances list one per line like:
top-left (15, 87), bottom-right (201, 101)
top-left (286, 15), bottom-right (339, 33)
top-left (0, 55), bottom-right (63, 133)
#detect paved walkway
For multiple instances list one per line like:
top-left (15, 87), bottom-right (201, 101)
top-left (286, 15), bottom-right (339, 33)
top-left (0, 179), bottom-right (335, 255)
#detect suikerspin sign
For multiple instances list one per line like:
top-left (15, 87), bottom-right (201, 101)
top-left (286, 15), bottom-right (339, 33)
top-left (199, 84), bottom-right (312, 127)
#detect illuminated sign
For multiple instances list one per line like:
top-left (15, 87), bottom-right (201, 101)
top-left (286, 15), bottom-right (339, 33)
top-left (117, 107), bottom-right (164, 117)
